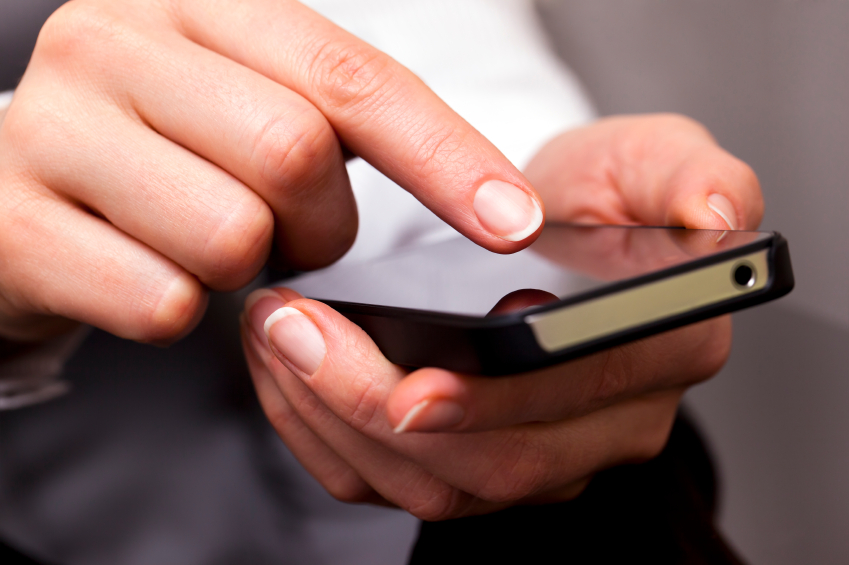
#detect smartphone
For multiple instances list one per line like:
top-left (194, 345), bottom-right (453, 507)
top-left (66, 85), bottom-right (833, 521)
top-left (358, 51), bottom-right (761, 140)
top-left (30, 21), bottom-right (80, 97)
top-left (284, 224), bottom-right (794, 376)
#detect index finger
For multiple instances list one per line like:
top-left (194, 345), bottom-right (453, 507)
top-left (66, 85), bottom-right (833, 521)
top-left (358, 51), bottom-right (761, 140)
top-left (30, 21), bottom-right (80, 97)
top-left (172, 0), bottom-right (544, 251)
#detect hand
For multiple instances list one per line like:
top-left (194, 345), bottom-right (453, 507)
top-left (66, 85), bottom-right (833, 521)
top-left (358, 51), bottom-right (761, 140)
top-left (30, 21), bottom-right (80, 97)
top-left (526, 113), bottom-right (763, 230)
top-left (241, 114), bottom-right (763, 520)
top-left (0, 0), bottom-right (543, 343)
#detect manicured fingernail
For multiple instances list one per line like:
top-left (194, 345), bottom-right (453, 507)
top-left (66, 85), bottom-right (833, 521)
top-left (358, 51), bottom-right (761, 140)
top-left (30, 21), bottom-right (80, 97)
top-left (473, 180), bottom-right (543, 242)
top-left (707, 193), bottom-right (737, 231)
top-left (393, 399), bottom-right (465, 434)
top-left (246, 289), bottom-right (286, 342)
top-left (264, 307), bottom-right (326, 376)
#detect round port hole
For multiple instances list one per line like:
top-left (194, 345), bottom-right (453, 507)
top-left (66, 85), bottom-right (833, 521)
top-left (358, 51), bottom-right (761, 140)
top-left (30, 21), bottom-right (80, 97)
top-left (733, 263), bottom-right (756, 289)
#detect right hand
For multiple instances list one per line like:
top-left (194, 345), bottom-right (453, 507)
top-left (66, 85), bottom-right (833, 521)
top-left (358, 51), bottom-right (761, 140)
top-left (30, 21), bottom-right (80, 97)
top-left (0, 0), bottom-right (544, 343)
top-left (239, 113), bottom-right (763, 519)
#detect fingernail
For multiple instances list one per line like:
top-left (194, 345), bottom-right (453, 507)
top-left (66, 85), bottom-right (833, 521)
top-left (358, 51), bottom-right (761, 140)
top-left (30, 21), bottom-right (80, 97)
top-left (473, 180), bottom-right (543, 242)
top-left (246, 289), bottom-right (286, 343)
top-left (707, 193), bottom-right (737, 230)
top-left (264, 307), bottom-right (326, 376)
top-left (393, 399), bottom-right (465, 433)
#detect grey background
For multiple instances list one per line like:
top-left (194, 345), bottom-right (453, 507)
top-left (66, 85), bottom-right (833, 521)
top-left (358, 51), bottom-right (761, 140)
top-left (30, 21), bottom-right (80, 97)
top-left (0, 0), bottom-right (60, 91)
top-left (539, 1), bottom-right (849, 563)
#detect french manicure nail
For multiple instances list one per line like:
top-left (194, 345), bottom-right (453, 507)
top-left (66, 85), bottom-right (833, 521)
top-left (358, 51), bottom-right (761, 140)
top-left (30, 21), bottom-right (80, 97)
top-left (264, 307), bottom-right (326, 377)
top-left (707, 193), bottom-right (738, 231)
top-left (473, 180), bottom-right (543, 242)
top-left (393, 398), bottom-right (465, 434)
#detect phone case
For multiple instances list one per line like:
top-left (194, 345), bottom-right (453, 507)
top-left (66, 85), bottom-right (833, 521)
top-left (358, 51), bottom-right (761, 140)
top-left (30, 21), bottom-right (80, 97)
top-left (319, 232), bottom-right (794, 376)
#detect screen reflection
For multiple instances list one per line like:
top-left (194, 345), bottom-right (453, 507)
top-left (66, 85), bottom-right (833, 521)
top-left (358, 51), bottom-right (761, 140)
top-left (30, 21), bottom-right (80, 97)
top-left (285, 224), bottom-right (770, 318)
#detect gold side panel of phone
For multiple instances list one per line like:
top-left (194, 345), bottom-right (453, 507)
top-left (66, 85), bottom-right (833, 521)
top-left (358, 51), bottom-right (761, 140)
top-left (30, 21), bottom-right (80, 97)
top-left (524, 249), bottom-right (770, 353)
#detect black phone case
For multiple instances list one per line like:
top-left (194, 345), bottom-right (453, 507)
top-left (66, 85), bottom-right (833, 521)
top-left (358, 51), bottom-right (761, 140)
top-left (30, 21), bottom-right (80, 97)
top-left (320, 233), bottom-right (794, 376)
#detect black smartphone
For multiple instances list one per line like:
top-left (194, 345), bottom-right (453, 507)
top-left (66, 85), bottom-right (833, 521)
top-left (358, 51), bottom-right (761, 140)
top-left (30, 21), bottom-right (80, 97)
top-left (284, 224), bottom-right (794, 376)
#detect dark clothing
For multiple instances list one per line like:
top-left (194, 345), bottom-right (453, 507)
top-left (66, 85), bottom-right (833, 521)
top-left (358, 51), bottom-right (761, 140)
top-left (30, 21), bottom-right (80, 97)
top-left (412, 413), bottom-right (745, 565)
top-left (1, 539), bottom-right (51, 565)
top-left (3, 402), bottom-right (743, 564)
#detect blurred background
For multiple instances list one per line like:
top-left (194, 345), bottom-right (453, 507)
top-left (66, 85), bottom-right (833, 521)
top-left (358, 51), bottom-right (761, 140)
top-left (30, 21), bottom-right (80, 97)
top-left (2, 1), bottom-right (847, 563)
top-left (539, 1), bottom-right (849, 563)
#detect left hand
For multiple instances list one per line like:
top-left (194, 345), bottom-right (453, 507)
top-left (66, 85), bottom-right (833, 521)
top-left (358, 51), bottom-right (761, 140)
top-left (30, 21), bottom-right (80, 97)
top-left (240, 113), bottom-right (763, 520)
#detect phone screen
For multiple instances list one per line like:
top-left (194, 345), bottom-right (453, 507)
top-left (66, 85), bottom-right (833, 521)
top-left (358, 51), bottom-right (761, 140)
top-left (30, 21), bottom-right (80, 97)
top-left (285, 225), bottom-right (771, 318)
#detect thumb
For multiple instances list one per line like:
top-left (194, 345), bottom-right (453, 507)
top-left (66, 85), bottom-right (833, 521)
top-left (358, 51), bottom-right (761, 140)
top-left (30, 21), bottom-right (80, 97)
top-left (244, 288), bottom-right (405, 433)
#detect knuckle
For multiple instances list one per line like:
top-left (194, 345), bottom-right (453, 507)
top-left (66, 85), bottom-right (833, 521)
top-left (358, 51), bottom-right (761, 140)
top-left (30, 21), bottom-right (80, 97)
top-left (653, 112), bottom-right (713, 139)
top-left (730, 158), bottom-right (760, 189)
top-left (701, 160), bottom-right (756, 197)
top-left (629, 413), bottom-right (677, 463)
top-left (403, 483), bottom-right (467, 522)
top-left (587, 349), bottom-right (636, 405)
top-left (0, 192), bottom-right (66, 303)
top-left (324, 471), bottom-right (374, 503)
top-left (409, 125), bottom-right (469, 178)
top-left (200, 194), bottom-right (273, 289)
top-left (3, 96), bottom-right (65, 156)
top-left (344, 372), bottom-right (385, 433)
top-left (307, 39), bottom-right (395, 114)
top-left (661, 318), bottom-right (732, 388)
top-left (474, 434), bottom-right (549, 503)
top-left (264, 403), bottom-right (296, 435)
top-left (36, 2), bottom-right (126, 65)
top-left (729, 160), bottom-right (765, 222)
top-left (692, 318), bottom-right (733, 382)
top-left (250, 108), bottom-right (338, 194)
top-left (320, 326), bottom-right (392, 432)
top-left (290, 387), bottom-right (326, 421)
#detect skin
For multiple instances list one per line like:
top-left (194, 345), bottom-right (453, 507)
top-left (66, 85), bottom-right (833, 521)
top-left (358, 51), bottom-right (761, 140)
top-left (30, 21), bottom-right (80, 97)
top-left (0, 0), bottom-right (764, 521)
top-left (0, 0), bottom-right (544, 344)
top-left (241, 115), bottom-right (764, 520)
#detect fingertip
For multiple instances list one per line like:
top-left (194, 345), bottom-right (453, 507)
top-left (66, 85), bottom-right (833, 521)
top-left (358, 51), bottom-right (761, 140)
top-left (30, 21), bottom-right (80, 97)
top-left (679, 152), bottom-right (761, 231)
top-left (273, 287), bottom-right (305, 303)
top-left (387, 368), bottom-right (467, 430)
top-left (724, 158), bottom-right (764, 230)
top-left (265, 306), bottom-right (327, 377)
top-left (473, 180), bottom-right (545, 245)
top-left (244, 287), bottom-right (303, 314)
top-left (245, 287), bottom-right (307, 357)
top-left (276, 206), bottom-right (359, 271)
top-left (146, 273), bottom-right (207, 344)
top-left (706, 193), bottom-right (738, 230)
top-left (271, 297), bottom-right (388, 375)
top-left (244, 288), bottom-right (286, 314)
top-left (667, 187), bottom-right (742, 231)
top-left (392, 399), bottom-right (431, 433)
top-left (392, 398), bottom-right (465, 434)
